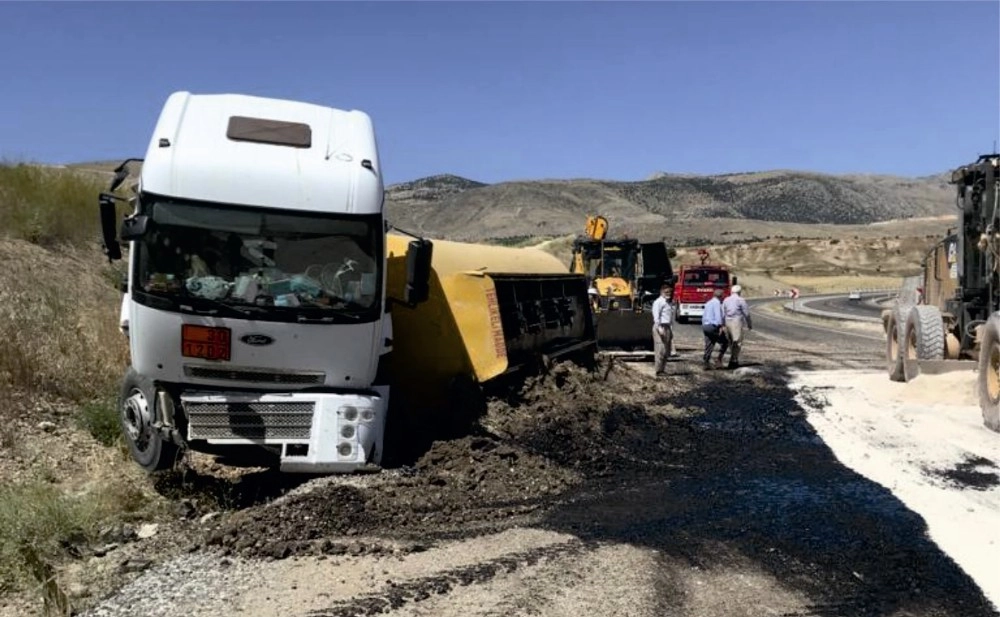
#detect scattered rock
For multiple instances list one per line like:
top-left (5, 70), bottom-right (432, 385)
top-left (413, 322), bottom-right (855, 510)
top-left (92, 543), bottom-right (119, 558)
top-left (118, 557), bottom-right (152, 574)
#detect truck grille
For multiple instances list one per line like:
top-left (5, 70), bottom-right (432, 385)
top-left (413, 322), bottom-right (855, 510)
top-left (184, 365), bottom-right (325, 385)
top-left (184, 401), bottom-right (314, 440)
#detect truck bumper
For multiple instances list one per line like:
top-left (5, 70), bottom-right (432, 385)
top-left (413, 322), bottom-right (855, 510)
top-left (179, 390), bottom-right (387, 473)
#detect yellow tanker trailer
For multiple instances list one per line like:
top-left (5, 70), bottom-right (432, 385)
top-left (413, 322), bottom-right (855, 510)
top-left (383, 233), bottom-right (597, 416)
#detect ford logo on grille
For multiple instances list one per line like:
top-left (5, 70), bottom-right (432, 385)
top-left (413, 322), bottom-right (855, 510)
top-left (240, 334), bottom-right (274, 346)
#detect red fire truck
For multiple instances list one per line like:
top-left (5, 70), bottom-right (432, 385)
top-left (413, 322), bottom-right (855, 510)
top-left (672, 249), bottom-right (737, 323)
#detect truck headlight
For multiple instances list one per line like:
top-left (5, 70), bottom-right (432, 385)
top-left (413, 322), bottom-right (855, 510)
top-left (340, 406), bottom-right (358, 421)
top-left (360, 408), bottom-right (375, 422)
top-left (341, 425), bottom-right (355, 439)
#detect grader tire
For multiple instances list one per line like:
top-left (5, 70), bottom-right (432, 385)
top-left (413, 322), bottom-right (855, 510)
top-left (977, 314), bottom-right (1000, 433)
top-left (886, 306), bottom-right (906, 382)
top-left (903, 305), bottom-right (945, 381)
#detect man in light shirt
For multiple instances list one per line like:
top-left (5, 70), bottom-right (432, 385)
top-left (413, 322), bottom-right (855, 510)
top-left (722, 284), bottom-right (752, 369)
top-left (651, 284), bottom-right (673, 377)
top-left (701, 288), bottom-right (728, 370)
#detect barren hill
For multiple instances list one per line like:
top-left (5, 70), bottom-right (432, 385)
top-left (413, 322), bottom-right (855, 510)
top-left (66, 160), bottom-right (958, 247)
top-left (385, 170), bottom-right (955, 243)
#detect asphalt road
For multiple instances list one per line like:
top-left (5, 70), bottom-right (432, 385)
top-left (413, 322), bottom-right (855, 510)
top-left (666, 296), bottom-right (885, 371)
top-left (800, 293), bottom-right (888, 319)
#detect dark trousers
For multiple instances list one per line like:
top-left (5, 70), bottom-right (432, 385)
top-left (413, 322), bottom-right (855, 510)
top-left (702, 323), bottom-right (729, 365)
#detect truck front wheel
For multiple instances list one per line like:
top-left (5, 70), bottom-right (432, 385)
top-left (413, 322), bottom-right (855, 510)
top-left (119, 368), bottom-right (179, 471)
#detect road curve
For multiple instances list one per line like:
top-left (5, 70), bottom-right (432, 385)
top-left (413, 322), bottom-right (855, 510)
top-left (801, 293), bottom-right (887, 319)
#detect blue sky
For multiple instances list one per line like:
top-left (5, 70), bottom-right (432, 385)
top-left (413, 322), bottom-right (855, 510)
top-left (1, 1), bottom-right (997, 185)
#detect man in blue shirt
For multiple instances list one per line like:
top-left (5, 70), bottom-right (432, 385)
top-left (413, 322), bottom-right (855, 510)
top-left (701, 288), bottom-right (728, 370)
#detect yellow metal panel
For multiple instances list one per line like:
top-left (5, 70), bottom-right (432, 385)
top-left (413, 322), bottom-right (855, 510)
top-left (387, 233), bottom-right (568, 278)
top-left (585, 215), bottom-right (608, 240)
top-left (386, 233), bottom-right (562, 406)
top-left (441, 273), bottom-right (509, 382)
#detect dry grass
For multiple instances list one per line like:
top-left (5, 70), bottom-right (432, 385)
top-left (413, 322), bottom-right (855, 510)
top-left (0, 162), bottom-right (110, 249)
top-left (0, 468), bottom-right (154, 595)
top-left (0, 239), bottom-right (128, 403)
top-left (0, 164), bottom-right (145, 603)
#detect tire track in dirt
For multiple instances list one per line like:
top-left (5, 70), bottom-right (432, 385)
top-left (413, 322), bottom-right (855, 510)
top-left (304, 539), bottom-right (592, 617)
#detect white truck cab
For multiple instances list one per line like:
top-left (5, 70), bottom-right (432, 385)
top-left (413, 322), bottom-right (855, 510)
top-left (100, 92), bottom-right (430, 473)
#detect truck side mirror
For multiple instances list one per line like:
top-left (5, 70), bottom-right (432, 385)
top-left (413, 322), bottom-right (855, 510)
top-left (99, 194), bottom-right (122, 261)
top-left (404, 239), bottom-right (433, 305)
top-left (120, 214), bottom-right (150, 241)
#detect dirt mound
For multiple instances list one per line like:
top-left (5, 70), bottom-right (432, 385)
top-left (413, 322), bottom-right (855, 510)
top-left (481, 358), bottom-right (689, 474)
top-left (204, 434), bottom-right (581, 560)
top-left (201, 357), bottom-right (677, 560)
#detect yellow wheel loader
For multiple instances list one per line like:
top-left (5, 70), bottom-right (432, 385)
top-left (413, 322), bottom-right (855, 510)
top-left (569, 215), bottom-right (675, 351)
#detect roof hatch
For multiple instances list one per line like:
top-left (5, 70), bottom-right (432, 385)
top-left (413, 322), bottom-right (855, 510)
top-left (226, 115), bottom-right (312, 148)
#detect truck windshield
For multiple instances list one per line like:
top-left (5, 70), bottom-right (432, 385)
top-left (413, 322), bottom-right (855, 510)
top-left (132, 197), bottom-right (382, 322)
top-left (682, 269), bottom-right (729, 286)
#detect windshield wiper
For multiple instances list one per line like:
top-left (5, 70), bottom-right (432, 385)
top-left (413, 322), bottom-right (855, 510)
top-left (178, 296), bottom-right (259, 318)
top-left (296, 312), bottom-right (361, 323)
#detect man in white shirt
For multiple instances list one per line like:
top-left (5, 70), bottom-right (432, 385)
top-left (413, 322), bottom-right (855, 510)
top-left (722, 284), bottom-right (752, 369)
top-left (651, 284), bottom-right (674, 376)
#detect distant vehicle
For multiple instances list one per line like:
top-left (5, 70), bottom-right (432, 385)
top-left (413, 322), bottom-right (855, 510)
top-left (672, 249), bottom-right (735, 323)
top-left (848, 290), bottom-right (862, 302)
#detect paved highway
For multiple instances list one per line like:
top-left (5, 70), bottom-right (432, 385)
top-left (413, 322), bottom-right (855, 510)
top-left (801, 293), bottom-right (887, 319)
top-left (667, 296), bottom-right (884, 371)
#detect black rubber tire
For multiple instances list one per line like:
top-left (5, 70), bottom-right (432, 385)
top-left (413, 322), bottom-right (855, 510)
top-left (909, 305), bottom-right (945, 360)
top-left (903, 305), bottom-right (945, 381)
top-left (118, 367), bottom-right (179, 472)
top-left (977, 314), bottom-right (1000, 433)
top-left (886, 306), bottom-right (905, 382)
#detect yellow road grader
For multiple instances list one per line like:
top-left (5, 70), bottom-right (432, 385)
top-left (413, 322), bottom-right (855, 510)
top-left (883, 152), bottom-right (1000, 433)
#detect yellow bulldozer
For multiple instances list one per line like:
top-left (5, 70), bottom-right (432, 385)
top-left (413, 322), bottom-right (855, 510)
top-left (569, 215), bottom-right (675, 351)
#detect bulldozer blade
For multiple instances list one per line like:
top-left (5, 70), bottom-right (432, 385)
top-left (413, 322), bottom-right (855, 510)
top-left (594, 310), bottom-right (652, 351)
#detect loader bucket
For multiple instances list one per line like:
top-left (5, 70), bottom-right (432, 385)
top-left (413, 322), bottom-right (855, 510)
top-left (594, 309), bottom-right (653, 351)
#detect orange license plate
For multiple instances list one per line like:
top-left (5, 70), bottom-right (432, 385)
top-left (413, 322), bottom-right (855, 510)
top-left (181, 325), bottom-right (231, 361)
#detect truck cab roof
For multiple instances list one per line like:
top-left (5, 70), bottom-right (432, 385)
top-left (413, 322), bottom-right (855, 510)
top-left (140, 92), bottom-right (383, 215)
